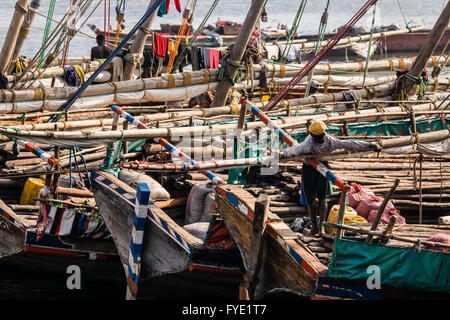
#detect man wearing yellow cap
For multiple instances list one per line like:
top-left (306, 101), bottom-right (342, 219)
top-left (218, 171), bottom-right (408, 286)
top-left (281, 120), bottom-right (381, 235)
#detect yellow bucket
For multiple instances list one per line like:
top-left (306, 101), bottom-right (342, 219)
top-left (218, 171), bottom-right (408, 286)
top-left (20, 177), bottom-right (45, 205)
top-left (325, 204), bottom-right (367, 234)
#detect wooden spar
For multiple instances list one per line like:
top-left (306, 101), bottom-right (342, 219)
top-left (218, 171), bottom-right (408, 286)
top-left (379, 215), bottom-right (397, 246)
top-left (7, 60), bottom-right (104, 83)
top-left (0, 0), bottom-right (30, 73)
top-left (8, 0), bottom-right (42, 73)
top-left (10, 54), bottom-right (447, 83)
top-left (365, 178), bottom-right (400, 243)
top-left (324, 222), bottom-right (450, 250)
top-left (261, 0), bottom-right (379, 112)
top-left (247, 194), bottom-right (270, 299)
top-left (419, 154), bottom-right (423, 224)
top-left (1, 101), bottom-right (447, 135)
top-left (405, 1), bottom-right (450, 95)
top-left (122, 0), bottom-right (159, 81)
top-left (211, 0), bottom-right (268, 107)
top-left (0, 55), bottom-right (447, 104)
top-left (336, 191), bottom-right (347, 239)
top-left (2, 108), bottom-right (448, 146)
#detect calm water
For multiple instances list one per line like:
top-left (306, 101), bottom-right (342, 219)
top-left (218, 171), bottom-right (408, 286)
top-left (0, 0), bottom-right (448, 58)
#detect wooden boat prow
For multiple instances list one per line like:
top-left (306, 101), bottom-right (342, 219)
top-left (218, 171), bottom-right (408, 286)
top-left (92, 171), bottom-right (204, 278)
top-left (0, 198), bottom-right (26, 258)
top-left (215, 184), bottom-right (327, 298)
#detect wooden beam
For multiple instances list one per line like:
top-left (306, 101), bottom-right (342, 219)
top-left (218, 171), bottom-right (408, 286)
top-left (365, 178), bottom-right (400, 243)
top-left (405, 1), bottom-right (450, 94)
top-left (211, 0), bottom-right (267, 107)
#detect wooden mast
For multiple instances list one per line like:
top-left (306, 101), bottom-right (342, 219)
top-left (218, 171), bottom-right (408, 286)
top-left (8, 0), bottom-right (42, 74)
top-left (0, 0), bottom-right (30, 73)
top-left (210, 0), bottom-right (267, 107)
top-left (404, 1), bottom-right (450, 95)
top-left (122, 0), bottom-right (159, 81)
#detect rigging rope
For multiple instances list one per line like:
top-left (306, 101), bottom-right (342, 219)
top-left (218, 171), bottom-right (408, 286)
top-left (12, 0), bottom-right (91, 89)
top-left (279, 0), bottom-right (308, 64)
top-left (19, 0), bottom-right (100, 90)
top-left (304, 0), bottom-right (330, 97)
top-left (165, 0), bottom-right (197, 73)
top-left (394, 0), bottom-right (412, 32)
top-left (261, 0), bottom-right (379, 112)
top-left (113, 0), bottom-right (126, 48)
top-left (38, 0), bottom-right (57, 69)
top-left (362, 2), bottom-right (377, 87)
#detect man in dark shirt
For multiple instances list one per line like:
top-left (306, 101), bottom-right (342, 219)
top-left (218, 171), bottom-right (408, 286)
top-left (91, 34), bottom-right (112, 61)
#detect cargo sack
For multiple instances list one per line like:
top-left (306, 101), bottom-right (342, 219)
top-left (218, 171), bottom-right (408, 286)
top-left (118, 169), bottom-right (170, 200)
top-left (185, 182), bottom-right (213, 225)
top-left (201, 192), bottom-right (216, 222)
top-left (182, 222), bottom-right (210, 241)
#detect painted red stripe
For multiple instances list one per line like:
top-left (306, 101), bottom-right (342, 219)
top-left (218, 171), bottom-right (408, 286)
top-left (126, 274), bottom-right (138, 294)
top-left (301, 259), bottom-right (319, 279)
top-left (23, 246), bottom-right (81, 258)
top-left (54, 208), bottom-right (65, 236)
top-left (216, 187), bottom-right (227, 197)
top-left (266, 225), bottom-right (278, 239)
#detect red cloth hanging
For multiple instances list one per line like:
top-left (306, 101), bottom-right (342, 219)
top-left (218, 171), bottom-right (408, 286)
top-left (166, 0), bottom-right (182, 13)
top-left (209, 49), bottom-right (220, 69)
top-left (154, 33), bottom-right (168, 57)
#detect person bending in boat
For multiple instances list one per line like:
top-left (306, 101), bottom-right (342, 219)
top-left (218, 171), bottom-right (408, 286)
top-left (91, 34), bottom-right (112, 61)
top-left (280, 120), bottom-right (382, 236)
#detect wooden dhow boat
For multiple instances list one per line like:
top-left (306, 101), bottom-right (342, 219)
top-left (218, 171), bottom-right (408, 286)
top-left (91, 170), bottom-right (243, 299)
top-left (214, 184), bottom-right (450, 300)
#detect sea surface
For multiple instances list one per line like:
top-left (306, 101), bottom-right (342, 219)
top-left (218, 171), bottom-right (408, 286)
top-left (0, 0), bottom-right (448, 58)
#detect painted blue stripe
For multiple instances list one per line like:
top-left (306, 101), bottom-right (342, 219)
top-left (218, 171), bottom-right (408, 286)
top-left (125, 114), bottom-right (135, 124)
top-left (174, 231), bottom-right (183, 244)
top-left (33, 149), bottom-right (44, 158)
top-left (160, 219), bottom-right (168, 231)
top-left (133, 215), bottom-right (147, 231)
top-left (25, 232), bottom-right (72, 249)
top-left (147, 208), bottom-right (154, 220)
top-left (76, 214), bottom-right (87, 236)
top-left (129, 240), bottom-right (142, 261)
top-left (136, 182), bottom-right (150, 205)
top-left (289, 246), bottom-right (303, 265)
top-left (127, 263), bottom-right (137, 282)
top-left (226, 193), bottom-right (239, 207)
top-left (325, 170), bottom-right (337, 183)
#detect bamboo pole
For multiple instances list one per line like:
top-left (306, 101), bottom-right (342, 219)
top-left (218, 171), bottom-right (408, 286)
top-left (366, 177), bottom-right (398, 244)
top-left (0, 0), bottom-right (30, 73)
top-left (8, 0), bottom-right (42, 73)
top-left (324, 222), bottom-right (450, 249)
top-left (405, 1), bottom-right (450, 95)
top-left (122, 0), bottom-right (159, 80)
top-left (211, 0), bottom-right (268, 107)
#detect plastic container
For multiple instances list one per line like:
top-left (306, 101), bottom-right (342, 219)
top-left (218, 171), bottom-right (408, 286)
top-left (325, 204), bottom-right (368, 234)
top-left (20, 177), bottom-right (45, 205)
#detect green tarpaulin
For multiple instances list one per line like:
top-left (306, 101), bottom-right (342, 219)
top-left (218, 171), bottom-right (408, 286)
top-left (328, 238), bottom-right (450, 293)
